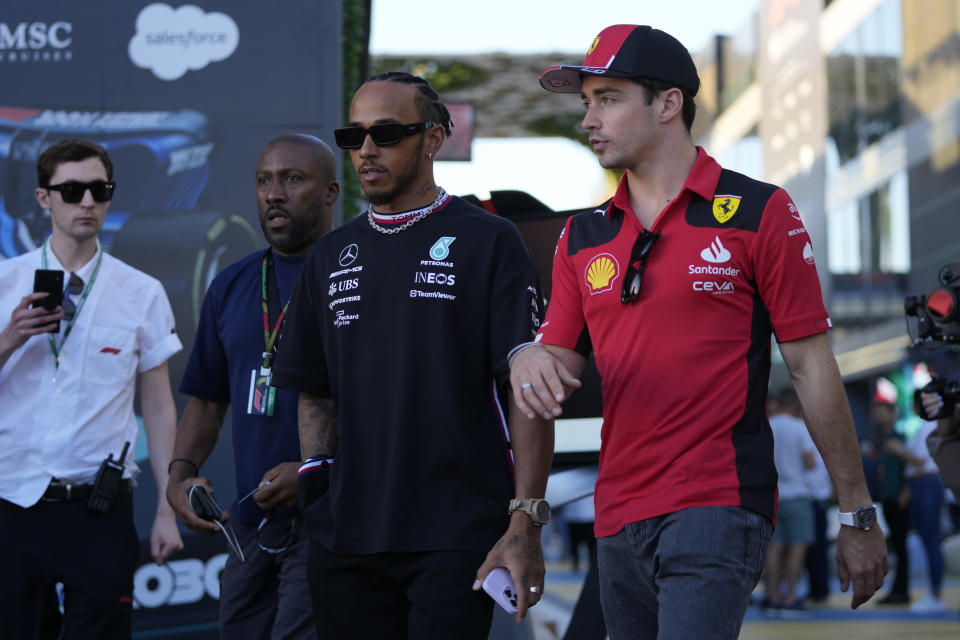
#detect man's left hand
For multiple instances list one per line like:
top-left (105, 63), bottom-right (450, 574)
top-left (472, 512), bottom-right (545, 624)
top-left (253, 462), bottom-right (300, 510)
top-left (151, 511), bottom-right (184, 565)
top-left (836, 525), bottom-right (888, 608)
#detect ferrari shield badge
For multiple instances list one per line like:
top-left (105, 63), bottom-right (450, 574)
top-left (712, 195), bottom-right (741, 224)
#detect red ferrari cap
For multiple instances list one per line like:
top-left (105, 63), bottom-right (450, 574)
top-left (540, 24), bottom-right (700, 96)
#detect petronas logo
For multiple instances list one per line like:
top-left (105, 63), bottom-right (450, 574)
top-left (429, 236), bottom-right (456, 260)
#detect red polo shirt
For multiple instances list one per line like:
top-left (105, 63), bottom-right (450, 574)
top-left (538, 148), bottom-right (830, 536)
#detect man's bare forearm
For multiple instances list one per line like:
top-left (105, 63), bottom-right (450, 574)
top-left (298, 393), bottom-right (338, 459)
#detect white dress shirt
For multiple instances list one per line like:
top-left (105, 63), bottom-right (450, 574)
top-left (0, 244), bottom-right (181, 507)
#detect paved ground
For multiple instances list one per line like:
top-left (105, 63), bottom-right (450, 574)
top-left (526, 562), bottom-right (960, 640)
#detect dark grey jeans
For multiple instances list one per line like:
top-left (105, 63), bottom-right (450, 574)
top-left (597, 506), bottom-right (771, 640)
top-left (219, 515), bottom-right (316, 639)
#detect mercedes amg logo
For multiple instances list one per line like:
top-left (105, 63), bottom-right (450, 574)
top-left (339, 243), bottom-right (358, 266)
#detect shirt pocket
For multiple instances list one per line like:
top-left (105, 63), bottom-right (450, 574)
top-left (86, 326), bottom-right (137, 386)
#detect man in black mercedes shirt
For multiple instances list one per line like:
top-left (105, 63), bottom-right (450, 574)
top-left (271, 72), bottom-right (553, 638)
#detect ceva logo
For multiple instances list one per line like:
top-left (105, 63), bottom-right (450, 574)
top-left (128, 4), bottom-right (239, 81)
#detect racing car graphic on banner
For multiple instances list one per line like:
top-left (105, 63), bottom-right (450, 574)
top-left (0, 106), bottom-right (259, 325)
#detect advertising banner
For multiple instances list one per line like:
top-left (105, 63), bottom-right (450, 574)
top-left (1, 1), bottom-right (341, 634)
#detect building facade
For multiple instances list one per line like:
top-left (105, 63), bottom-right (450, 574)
top-left (698, 0), bottom-right (960, 430)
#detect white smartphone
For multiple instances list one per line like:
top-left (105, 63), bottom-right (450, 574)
top-left (481, 567), bottom-right (518, 613)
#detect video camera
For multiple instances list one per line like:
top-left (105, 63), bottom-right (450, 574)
top-left (905, 262), bottom-right (960, 420)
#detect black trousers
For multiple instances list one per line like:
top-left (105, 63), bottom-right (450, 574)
top-left (307, 545), bottom-right (493, 640)
top-left (0, 494), bottom-right (140, 640)
top-left (882, 498), bottom-right (911, 595)
top-left (805, 499), bottom-right (829, 601)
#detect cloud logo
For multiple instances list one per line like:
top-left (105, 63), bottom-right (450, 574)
top-left (128, 4), bottom-right (239, 81)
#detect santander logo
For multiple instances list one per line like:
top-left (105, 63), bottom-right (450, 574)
top-left (700, 236), bottom-right (731, 264)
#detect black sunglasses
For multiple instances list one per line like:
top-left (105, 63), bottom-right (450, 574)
top-left (46, 180), bottom-right (116, 204)
top-left (621, 229), bottom-right (661, 304)
top-left (62, 272), bottom-right (83, 321)
top-left (334, 121), bottom-right (435, 149)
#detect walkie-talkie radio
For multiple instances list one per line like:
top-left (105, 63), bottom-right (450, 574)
top-left (87, 441), bottom-right (130, 515)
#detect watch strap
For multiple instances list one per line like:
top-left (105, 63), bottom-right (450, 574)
top-left (837, 505), bottom-right (876, 530)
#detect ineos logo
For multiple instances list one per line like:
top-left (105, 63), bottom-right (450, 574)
top-left (339, 244), bottom-right (358, 266)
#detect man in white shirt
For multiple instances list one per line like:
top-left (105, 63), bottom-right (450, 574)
top-left (0, 139), bottom-right (183, 639)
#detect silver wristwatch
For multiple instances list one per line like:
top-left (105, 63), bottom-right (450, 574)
top-left (508, 498), bottom-right (551, 526)
top-left (837, 505), bottom-right (877, 530)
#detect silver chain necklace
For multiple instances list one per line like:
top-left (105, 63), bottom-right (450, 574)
top-left (367, 187), bottom-right (447, 235)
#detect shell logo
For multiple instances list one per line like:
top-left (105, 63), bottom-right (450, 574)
top-left (585, 253), bottom-right (619, 294)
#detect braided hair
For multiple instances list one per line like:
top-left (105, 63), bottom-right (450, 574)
top-left (366, 71), bottom-right (454, 137)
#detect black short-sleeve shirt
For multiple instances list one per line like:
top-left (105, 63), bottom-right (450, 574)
top-left (272, 196), bottom-right (543, 554)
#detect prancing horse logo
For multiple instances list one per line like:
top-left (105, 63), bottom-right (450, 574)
top-left (712, 195), bottom-right (742, 224)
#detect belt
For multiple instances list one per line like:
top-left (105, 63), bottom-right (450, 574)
top-left (41, 478), bottom-right (132, 502)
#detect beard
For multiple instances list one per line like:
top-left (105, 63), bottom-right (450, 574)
top-left (360, 137), bottom-right (424, 206)
top-left (259, 205), bottom-right (320, 255)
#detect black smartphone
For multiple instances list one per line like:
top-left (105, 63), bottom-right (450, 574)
top-left (32, 269), bottom-right (64, 333)
top-left (188, 484), bottom-right (225, 521)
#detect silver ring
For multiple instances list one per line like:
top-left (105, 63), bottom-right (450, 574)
top-left (521, 382), bottom-right (533, 390)
top-left (529, 585), bottom-right (541, 594)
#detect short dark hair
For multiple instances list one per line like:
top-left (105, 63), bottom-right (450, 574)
top-left (366, 71), bottom-right (454, 137)
top-left (37, 139), bottom-right (113, 187)
top-left (634, 78), bottom-right (697, 132)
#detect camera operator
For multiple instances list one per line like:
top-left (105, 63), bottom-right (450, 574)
top-left (919, 389), bottom-right (960, 496)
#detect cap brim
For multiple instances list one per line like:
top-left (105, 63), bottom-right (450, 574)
top-left (540, 65), bottom-right (639, 93)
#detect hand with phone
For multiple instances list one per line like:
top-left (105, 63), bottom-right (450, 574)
top-left (472, 511), bottom-right (546, 624)
top-left (0, 289), bottom-right (64, 362)
top-left (166, 476), bottom-right (228, 536)
top-left (482, 568), bottom-right (519, 614)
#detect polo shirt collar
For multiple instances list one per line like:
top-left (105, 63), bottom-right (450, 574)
top-left (607, 146), bottom-right (722, 221)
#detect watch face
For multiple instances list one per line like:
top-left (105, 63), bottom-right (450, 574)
top-left (534, 500), bottom-right (551, 522)
top-left (855, 506), bottom-right (877, 529)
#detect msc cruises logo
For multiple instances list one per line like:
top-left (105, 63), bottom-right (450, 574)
top-left (584, 254), bottom-right (619, 294)
top-left (712, 195), bottom-right (741, 224)
top-left (0, 21), bottom-right (73, 63)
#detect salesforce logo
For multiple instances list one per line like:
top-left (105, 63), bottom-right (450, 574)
top-left (128, 3), bottom-right (239, 81)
